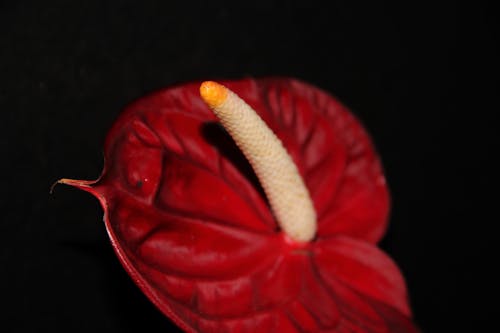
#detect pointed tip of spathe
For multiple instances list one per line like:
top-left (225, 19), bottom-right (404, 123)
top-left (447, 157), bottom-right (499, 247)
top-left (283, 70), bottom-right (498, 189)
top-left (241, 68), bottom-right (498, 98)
top-left (50, 178), bottom-right (96, 194)
top-left (200, 81), bottom-right (228, 109)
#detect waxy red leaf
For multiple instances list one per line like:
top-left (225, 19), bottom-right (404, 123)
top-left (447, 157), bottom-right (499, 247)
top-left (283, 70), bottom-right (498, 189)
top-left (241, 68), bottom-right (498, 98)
top-left (63, 78), bottom-right (418, 332)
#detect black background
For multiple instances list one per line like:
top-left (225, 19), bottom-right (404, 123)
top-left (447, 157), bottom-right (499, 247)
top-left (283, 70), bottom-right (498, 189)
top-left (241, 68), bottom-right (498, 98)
top-left (1, 1), bottom-right (497, 332)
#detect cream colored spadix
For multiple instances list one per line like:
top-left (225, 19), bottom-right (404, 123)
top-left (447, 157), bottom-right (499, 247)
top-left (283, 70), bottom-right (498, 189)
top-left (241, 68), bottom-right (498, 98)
top-left (200, 81), bottom-right (317, 242)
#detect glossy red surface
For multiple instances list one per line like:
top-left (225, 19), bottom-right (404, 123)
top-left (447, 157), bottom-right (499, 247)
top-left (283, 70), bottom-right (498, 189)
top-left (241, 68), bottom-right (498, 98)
top-left (66, 78), bottom-right (418, 332)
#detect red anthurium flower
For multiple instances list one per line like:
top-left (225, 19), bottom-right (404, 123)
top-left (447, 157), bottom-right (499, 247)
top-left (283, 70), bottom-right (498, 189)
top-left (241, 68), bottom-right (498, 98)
top-left (59, 78), bottom-right (418, 332)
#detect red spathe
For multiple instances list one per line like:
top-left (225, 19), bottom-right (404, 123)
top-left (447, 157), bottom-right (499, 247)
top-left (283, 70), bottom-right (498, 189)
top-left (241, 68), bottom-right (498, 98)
top-left (66, 78), bottom-right (418, 332)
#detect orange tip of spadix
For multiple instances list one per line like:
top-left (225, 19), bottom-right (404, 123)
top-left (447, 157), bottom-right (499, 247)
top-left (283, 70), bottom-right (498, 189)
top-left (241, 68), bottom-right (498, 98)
top-left (200, 81), bottom-right (228, 109)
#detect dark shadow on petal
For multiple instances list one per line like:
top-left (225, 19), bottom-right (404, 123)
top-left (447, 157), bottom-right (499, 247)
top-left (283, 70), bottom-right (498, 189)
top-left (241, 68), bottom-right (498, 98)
top-left (201, 122), bottom-right (267, 202)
